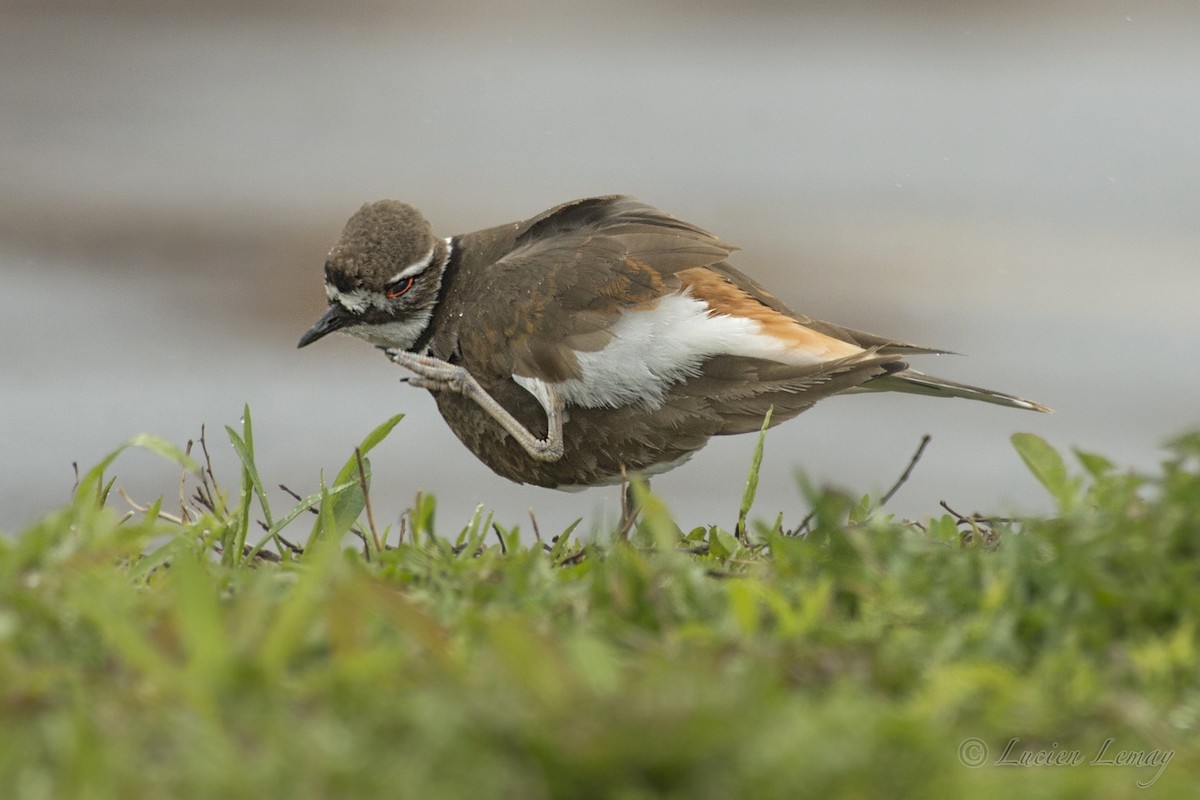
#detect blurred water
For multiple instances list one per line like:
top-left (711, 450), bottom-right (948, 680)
top-left (3, 2), bottom-right (1199, 536)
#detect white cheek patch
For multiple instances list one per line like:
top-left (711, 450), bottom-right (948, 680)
top-left (535, 290), bottom-right (862, 410)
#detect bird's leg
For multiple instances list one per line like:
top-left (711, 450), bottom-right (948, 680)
top-left (617, 465), bottom-right (643, 536)
top-left (386, 350), bottom-right (565, 463)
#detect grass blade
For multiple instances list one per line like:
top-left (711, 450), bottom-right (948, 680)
top-left (737, 406), bottom-right (773, 542)
top-left (74, 434), bottom-right (198, 505)
top-left (1012, 432), bottom-right (1079, 511)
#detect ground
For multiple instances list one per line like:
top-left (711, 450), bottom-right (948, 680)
top-left (1, 412), bottom-right (1196, 798)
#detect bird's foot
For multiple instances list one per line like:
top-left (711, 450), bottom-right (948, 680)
top-left (385, 349), bottom-right (565, 463)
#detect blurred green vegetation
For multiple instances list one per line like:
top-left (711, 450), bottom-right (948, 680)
top-left (0, 411), bottom-right (1196, 798)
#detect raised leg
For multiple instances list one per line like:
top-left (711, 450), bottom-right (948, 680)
top-left (385, 350), bottom-right (565, 463)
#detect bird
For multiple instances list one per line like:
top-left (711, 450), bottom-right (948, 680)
top-left (298, 195), bottom-right (1050, 490)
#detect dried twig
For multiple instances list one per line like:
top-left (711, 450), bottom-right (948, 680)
top-left (194, 485), bottom-right (218, 515)
top-left (879, 435), bottom-right (932, 507)
top-left (212, 541), bottom-right (282, 563)
top-left (278, 483), bottom-right (320, 515)
top-left (198, 425), bottom-right (226, 516)
top-left (789, 508), bottom-right (817, 537)
top-left (118, 487), bottom-right (185, 525)
top-left (939, 499), bottom-right (1011, 548)
top-left (789, 434), bottom-right (933, 536)
top-left (355, 447), bottom-right (383, 553)
top-left (276, 533), bottom-right (303, 556)
top-left (558, 545), bottom-right (589, 567)
top-left (492, 523), bottom-right (508, 555)
top-left (939, 499), bottom-right (967, 522)
top-left (528, 508), bottom-right (543, 546)
top-left (176, 439), bottom-right (194, 523)
top-left (349, 526), bottom-right (371, 560)
top-left (938, 499), bottom-right (1015, 527)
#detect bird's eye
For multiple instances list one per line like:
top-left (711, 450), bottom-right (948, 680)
top-left (385, 277), bottom-right (415, 299)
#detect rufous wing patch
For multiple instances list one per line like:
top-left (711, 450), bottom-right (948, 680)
top-left (613, 256), bottom-right (667, 303)
top-left (677, 267), bottom-right (863, 361)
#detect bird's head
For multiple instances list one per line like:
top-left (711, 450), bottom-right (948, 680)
top-left (298, 200), bottom-right (449, 351)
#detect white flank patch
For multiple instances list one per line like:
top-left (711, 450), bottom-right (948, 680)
top-left (535, 291), bottom-right (858, 410)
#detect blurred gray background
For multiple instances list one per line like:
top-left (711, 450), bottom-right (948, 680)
top-left (2, 1), bottom-right (1198, 536)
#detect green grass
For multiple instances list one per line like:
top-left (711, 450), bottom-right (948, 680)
top-left (1, 409), bottom-right (1197, 798)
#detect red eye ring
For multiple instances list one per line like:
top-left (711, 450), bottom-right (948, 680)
top-left (386, 277), bottom-right (415, 299)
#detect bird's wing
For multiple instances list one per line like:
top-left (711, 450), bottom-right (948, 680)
top-left (457, 196), bottom-right (730, 381)
top-left (456, 196), bottom-right (909, 410)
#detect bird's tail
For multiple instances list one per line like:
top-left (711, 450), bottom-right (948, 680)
top-left (864, 369), bottom-right (1052, 413)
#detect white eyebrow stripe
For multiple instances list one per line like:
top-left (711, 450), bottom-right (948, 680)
top-left (329, 287), bottom-right (375, 313)
top-left (387, 245), bottom-right (436, 283)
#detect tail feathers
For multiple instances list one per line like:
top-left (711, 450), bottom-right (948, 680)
top-left (867, 369), bottom-right (1053, 413)
top-left (802, 320), bottom-right (959, 357)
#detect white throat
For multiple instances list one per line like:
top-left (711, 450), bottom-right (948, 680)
top-left (342, 313), bottom-right (435, 349)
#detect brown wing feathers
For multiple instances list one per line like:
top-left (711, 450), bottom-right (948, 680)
top-left (463, 198), bottom-right (733, 382)
top-left (465, 196), bottom-right (932, 419)
top-left (528, 197), bottom-right (937, 358)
